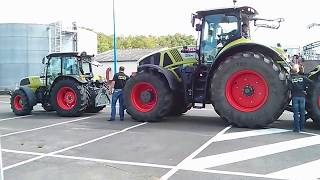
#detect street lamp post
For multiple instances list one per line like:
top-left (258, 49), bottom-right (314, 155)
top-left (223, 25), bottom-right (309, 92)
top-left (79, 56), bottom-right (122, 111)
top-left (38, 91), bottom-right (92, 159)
top-left (113, 0), bottom-right (117, 75)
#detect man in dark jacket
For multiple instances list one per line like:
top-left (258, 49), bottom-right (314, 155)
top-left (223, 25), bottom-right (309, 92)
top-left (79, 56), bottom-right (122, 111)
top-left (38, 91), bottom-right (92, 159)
top-left (288, 65), bottom-right (312, 132)
top-left (109, 66), bottom-right (129, 121)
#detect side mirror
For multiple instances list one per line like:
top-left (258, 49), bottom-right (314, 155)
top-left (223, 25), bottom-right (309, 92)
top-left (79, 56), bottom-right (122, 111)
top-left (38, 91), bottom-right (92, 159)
top-left (42, 57), bottom-right (45, 64)
top-left (191, 13), bottom-right (196, 27)
top-left (40, 72), bottom-right (45, 78)
top-left (196, 24), bottom-right (202, 31)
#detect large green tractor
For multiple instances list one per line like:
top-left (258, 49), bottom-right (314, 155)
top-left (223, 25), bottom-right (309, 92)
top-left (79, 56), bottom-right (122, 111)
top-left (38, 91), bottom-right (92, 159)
top-left (123, 6), bottom-right (320, 128)
top-left (11, 52), bottom-right (110, 117)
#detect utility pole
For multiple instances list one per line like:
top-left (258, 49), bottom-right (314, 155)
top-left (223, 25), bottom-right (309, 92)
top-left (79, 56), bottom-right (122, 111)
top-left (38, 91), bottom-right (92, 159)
top-left (113, 0), bottom-right (117, 75)
top-left (0, 138), bottom-right (3, 180)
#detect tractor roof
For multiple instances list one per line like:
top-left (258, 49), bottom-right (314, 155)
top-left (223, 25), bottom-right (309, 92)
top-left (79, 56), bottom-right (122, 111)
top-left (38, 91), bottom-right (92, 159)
top-left (196, 6), bottom-right (258, 18)
top-left (46, 52), bottom-right (94, 58)
top-left (47, 52), bottom-right (78, 58)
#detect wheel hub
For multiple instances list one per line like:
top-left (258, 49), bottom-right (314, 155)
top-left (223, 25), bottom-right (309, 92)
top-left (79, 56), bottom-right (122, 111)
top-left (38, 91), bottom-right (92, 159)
top-left (64, 92), bottom-right (75, 104)
top-left (140, 91), bottom-right (152, 103)
top-left (243, 85), bottom-right (254, 96)
top-left (226, 70), bottom-right (269, 112)
top-left (56, 86), bottom-right (77, 110)
top-left (131, 82), bottom-right (158, 112)
top-left (14, 95), bottom-right (23, 110)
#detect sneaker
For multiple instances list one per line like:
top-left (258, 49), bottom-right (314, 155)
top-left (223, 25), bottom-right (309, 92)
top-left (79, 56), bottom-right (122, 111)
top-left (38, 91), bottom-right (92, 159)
top-left (120, 119), bottom-right (124, 121)
top-left (293, 129), bottom-right (300, 133)
top-left (108, 119), bottom-right (115, 121)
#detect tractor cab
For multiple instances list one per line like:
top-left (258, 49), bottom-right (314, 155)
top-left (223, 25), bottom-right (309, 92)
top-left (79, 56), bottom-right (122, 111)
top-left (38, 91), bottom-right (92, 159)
top-left (11, 51), bottom-right (110, 117)
top-left (42, 52), bottom-right (95, 86)
top-left (192, 6), bottom-right (258, 64)
top-left (192, 6), bottom-right (284, 64)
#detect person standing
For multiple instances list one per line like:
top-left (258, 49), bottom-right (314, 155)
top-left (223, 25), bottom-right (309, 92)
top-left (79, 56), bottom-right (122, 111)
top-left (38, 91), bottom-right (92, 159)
top-left (109, 66), bottom-right (129, 121)
top-left (288, 65), bottom-right (312, 132)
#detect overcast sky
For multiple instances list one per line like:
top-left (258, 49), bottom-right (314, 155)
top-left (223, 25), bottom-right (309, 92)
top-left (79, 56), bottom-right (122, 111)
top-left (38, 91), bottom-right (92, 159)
top-left (0, 0), bottom-right (319, 47)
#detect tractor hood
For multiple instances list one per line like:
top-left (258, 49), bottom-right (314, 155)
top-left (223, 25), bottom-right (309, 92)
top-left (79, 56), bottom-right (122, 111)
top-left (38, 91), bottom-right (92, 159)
top-left (138, 46), bottom-right (197, 68)
top-left (19, 76), bottom-right (44, 91)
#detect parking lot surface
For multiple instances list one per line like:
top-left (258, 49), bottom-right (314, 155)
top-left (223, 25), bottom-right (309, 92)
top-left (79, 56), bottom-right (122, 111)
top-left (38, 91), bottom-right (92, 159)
top-left (1, 95), bottom-right (320, 180)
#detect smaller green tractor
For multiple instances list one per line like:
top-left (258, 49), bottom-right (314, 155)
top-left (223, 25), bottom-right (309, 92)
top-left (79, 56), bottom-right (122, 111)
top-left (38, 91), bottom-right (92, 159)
top-left (10, 52), bottom-right (110, 117)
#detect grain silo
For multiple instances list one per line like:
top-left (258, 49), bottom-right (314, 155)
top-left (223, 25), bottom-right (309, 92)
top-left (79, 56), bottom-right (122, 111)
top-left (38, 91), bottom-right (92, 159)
top-left (0, 22), bottom-right (97, 91)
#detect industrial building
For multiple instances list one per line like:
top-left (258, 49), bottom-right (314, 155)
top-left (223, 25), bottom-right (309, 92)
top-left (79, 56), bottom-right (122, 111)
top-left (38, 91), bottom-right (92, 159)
top-left (0, 22), bottom-right (97, 90)
top-left (94, 48), bottom-right (161, 77)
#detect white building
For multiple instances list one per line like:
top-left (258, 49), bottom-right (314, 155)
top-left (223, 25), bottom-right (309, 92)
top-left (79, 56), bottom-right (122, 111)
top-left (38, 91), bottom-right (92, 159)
top-left (94, 48), bottom-right (161, 79)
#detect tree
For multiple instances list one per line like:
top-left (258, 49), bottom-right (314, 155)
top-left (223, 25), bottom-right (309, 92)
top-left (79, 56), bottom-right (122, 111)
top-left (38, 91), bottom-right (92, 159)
top-left (97, 33), bottom-right (196, 53)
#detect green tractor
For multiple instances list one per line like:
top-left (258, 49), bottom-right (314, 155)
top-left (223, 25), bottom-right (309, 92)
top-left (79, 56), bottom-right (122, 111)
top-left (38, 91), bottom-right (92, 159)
top-left (123, 6), bottom-right (320, 128)
top-left (10, 52), bottom-right (110, 117)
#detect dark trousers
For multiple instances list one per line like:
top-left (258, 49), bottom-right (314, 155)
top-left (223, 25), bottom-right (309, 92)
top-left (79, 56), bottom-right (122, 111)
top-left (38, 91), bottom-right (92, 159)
top-left (110, 89), bottom-right (124, 120)
top-left (292, 97), bottom-right (306, 132)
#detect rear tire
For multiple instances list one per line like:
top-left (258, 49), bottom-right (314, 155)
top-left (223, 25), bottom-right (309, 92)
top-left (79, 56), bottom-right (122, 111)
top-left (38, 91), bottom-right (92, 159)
top-left (168, 93), bottom-right (191, 116)
top-left (211, 52), bottom-right (289, 128)
top-left (123, 71), bottom-right (173, 122)
top-left (10, 89), bottom-right (33, 116)
top-left (306, 80), bottom-right (320, 127)
top-left (85, 88), bottom-right (106, 113)
top-left (50, 78), bottom-right (88, 117)
top-left (42, 102), bottom-right (54, 112)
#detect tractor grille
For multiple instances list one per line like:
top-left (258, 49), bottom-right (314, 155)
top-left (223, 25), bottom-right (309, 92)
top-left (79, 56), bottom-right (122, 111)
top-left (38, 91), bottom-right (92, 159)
top-left (169, 49), bottom-right (183, 62)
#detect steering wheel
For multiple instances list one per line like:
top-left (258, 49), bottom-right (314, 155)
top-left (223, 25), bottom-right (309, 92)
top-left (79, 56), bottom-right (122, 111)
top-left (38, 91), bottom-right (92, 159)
top-left (218, 29), bottom-right (238, 45)
top-left (217, 33), bottom-right (229, 45)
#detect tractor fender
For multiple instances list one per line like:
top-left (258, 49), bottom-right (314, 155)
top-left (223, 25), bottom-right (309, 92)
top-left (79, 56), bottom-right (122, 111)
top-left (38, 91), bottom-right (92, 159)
top-left (19, 86), bottom-right (37, 106)
top-left (50, 75), bottom-right (87, 93)
top-left (308, 66), bottom-right (320, 80)
top-left (138, 64), bottom-right (179, 90)
top-left (52, 75), bottom-right (87, 86)
top-left (213, 43), bottom-right (286, 71)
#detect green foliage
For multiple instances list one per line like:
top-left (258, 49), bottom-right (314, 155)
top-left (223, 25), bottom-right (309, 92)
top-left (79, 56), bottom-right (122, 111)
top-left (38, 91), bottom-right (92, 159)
top-left (97, 33), bottom-right (196, 53)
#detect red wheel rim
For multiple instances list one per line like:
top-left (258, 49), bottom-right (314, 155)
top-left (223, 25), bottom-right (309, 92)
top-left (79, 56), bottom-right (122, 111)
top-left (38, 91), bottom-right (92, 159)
top-left (131, 82), bottom-right (158, 112)
top-left (14, 95), bottom-right (23, 110)
top-left (56, 87), bottom-right (77, 110)
top-left (225, 70), bottom-right (269, 112)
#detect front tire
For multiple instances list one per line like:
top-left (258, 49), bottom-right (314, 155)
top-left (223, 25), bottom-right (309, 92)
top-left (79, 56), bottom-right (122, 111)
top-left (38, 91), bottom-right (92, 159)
top-left (123, 71), bottom-right (173, 122)
top-left (10, 89), bottom-right (33, 116)
top-left (85, 88), bottom-right (106, 113)
top-left (50, 78), bottom-right (88, 117)
top-left (306, 80), bottom-right (320, 127)
top-left (211, 52), bottom-right (289, 128)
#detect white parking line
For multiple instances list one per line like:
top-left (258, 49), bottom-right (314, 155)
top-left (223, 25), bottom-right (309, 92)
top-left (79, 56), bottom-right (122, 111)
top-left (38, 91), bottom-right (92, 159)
top-left (1, 148), bottom-right (278, 179)
top-left (183, 135), bottom-right (320, 170)
top-left (2, 149), bottom-right (44, 156)
top-left (3, 122), bottom-right (147, 171)
top-left (267, 158), bottom-right (320, 180)
top-left (160, 125), bottom-right (232, 180)
top-left (214, 128), bottom-right (290, 142)
top-left (301, 131), bottom-right (320, 136)
top-left (54, 154), bottom-right (173, 169)
top-left (0, 148), bottom-right (172, 169)
top-left (191, 168), bottom-right (286, 180)
top-left (0, 116), bottom-right (91, 137)
top-left (0, 115), bottom-right (32, 122)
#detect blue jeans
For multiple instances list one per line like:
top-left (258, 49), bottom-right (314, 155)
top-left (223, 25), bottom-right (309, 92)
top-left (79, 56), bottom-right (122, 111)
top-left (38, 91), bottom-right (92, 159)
top-left (110, 89), bottom-right (124, 120)
top-left (292, 97), bottom-right (306, 131)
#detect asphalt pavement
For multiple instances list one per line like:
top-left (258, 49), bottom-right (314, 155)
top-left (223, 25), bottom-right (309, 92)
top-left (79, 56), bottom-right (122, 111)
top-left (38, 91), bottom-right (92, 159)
top-left (0, 95), bottom-right (320, 180)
